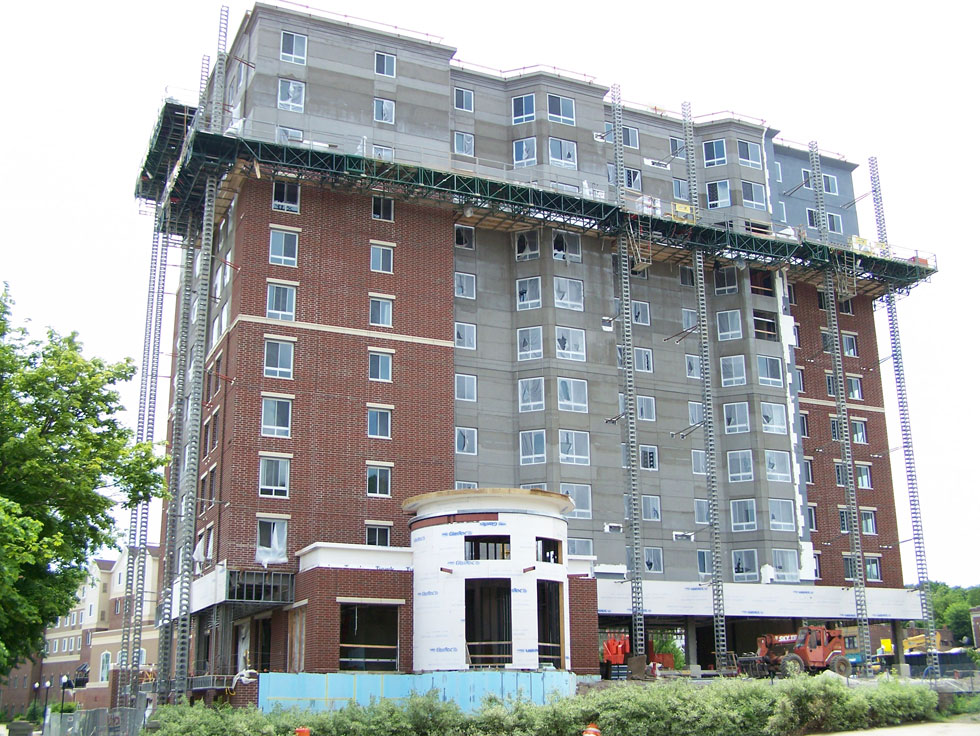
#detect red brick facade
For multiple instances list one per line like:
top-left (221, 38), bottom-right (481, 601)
top-left (567, 576), bottom-right (599, 675)
top-left (791, 283), bottom-right (902, 588)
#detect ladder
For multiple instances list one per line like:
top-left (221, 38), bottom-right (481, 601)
top-left (869, 157), bottom-right (939, 675)
top-left (810, 141), bottom-right (873, 676)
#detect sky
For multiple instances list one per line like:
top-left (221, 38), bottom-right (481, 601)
top-left (1, 0), bottom-right (976, 587)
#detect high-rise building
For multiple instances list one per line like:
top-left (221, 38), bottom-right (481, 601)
top-left (136, 3), bottom-right (936, 697)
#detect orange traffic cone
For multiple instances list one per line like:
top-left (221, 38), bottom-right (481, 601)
top-left (583, 723), bottom-right (601, 736)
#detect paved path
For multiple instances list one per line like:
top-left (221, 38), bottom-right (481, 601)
top-left (832, 715), bottom-right (980, 735)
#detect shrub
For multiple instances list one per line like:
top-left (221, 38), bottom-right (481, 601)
top-left (944, 694), bottom-right (980, 715)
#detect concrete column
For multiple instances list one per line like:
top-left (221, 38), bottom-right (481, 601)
top-left (686, 618), bottom-right (697, 666)
top-left (892, 620), bottom-right (906, 665)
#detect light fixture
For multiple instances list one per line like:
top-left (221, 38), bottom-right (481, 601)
top-left (735, 256), bottom-right (747, 271)
top-left (605, 410), bottom-right (627, 424)
top-left (600, 316), bottom-right (615, 332)
top-left (463, 205), bottom-right (474, 218)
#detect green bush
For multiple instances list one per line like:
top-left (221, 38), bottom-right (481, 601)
top-left (144, 677), bottom-right (939, 736)
top-left (51, 702), bottom-right (78, 714)
top-left (943, 693), bottom-right (980, 715)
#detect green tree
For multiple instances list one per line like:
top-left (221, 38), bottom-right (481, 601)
top-left (0, 290), bottom-right (165, 675)
top-left (945, 601), bottom-right (972, 644)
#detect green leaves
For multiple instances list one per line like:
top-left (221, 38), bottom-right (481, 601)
top-left (0, 288), bottom-right (167, 674)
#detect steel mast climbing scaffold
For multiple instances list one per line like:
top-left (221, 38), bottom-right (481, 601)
top-left (869, 157), bottom-right (939, 675)
top-left (809, 141), bottom-right (873, 677)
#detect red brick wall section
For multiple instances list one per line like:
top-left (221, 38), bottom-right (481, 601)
top-left (294, 567), bottom-right (414, 673)
top-left (192, 180), bottom-right (456, 573)
top-left (792, 283), bottom-right (902, 588)
top-left (567, 576), bottom-right (599, 675)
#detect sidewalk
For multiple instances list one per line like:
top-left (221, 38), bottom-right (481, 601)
top-left (833, 715), bottom-right (980, 735)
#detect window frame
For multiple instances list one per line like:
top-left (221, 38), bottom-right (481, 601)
top-left (554, 276), bottom-right (584, 311)
top-left (643, 547), bottom-right (664, 574)
top-left (517, 326), bottom-right (543, 361)
top-left (703, 139), bottom-right (726, 167)
top-left (732, 549), bottom-right (759, 582)
top-left (455, 322), bottom-right (476, 350)
top-left (518, 376), bottom-right (545, 412)
top-left (723, 402), bottom-right (749, 434)
top-left (546, 93), bottom-right (575, 125)
top-left (757, 355), bottom-right (783, 387)
top-left (548, 137), bottom-right (578, 169)
top-left (372, 195), bottom-right (394, 221)
top-left (555, 326), bottom-right (586, 361)
top-left (737, 139), bottom-right (762, 169)
top-left (367, 407), bottom-right (391, 439)
top-left (641, 494), bottom-right (661, 521)
top-left (717, 310), bottom-right (742, 341)
top-left (519, 429), bottom-right (547, 465)
top-left (370, 244), bottom-right (394, 274)
top-left (512, 93), bottom-right (535, 124)
top-left (765, 450), bottom-right (793, 482)
top-left (375, 51), bottom-right (396, 77)
top-left (261, 397), bottom-right (292, 438)
top-left (454, 87), bottom-right (474, 112)
top-left (513, 136), bottom-right (537, 167)
top-left (269, 229), bottom-right (298, 266)
top-left (761, 401), bottom-right (788, 434)
top-left (280, 31), bottom-right (307, 64)
top-left (557, 377), bottom-right (588, 412)
top-left (264, 339), bottom-right (294, 379)
top-left (373, 97), bottom-right (395, 124)
top-left (369, 351), bottom-right (392, 382)
top-left (558, 429), bottom-right (590, 465)
top-left (454, 271), bottom-right (476, 299)
top-left (277, 79), bottom-right (305, 112)
top-left (706, 180), bottom-right (731, 209)
top-left (639, 444), bottom-right (659, 471)
top-left (273, 181), bottom-right (300, 213)
top-left (720, 355), bottom-right (746, 386)
top-left (728, 449), bottom-right (753, 482)
top-left (455, 426), bottom-right (477, 455)
top-left (516, 276), bottom-right (541, 310)
top-left (515, 230), bottom-right (540, 261)
top-left (453, 131), bottom-right (475, 157)
top-left (366, 465), bottom-right (392, 497)
top-left (562, 482), bottom-right (592, 519)
top-left (455, 373), bottom-right (477, 401)
top-left (369, 297), bottom-right (393, 327)
top-left (259, 456), bottom-right (290, 498)
top-left (741, 180), bottom-right (766, 210)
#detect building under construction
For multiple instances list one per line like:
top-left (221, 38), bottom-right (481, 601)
top-left (118, 2), bottom-right (939, 706)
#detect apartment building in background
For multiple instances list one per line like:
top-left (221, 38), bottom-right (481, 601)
top-left (137, 2), bottom-right (935, 695)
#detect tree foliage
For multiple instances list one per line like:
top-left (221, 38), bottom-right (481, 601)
top-left (0, 289), bottom-right (165, 675)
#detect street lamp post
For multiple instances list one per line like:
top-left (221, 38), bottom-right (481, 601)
top-left (42, 679), bottom-right (51, 720)
top-left (32, 681), bottom-right (39, 714)
top-left (60, 675), bottom-right (68, 713)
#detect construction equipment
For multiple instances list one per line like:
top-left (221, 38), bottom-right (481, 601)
top-left (738, 625), bottom-right (852, 678)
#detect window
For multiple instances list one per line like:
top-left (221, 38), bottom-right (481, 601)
top-left (374, 98), bottom-right (395, 124)
top-left (546, 234), bottom-right (578, 267)
top-left (515, 230), bottom-right (539, 261)
top-left (856, 464), bottom-right (872, 489)
top-left (636, 395), bottom-right (655, 421)
top-left (694, 499), bottom-right (710, 527)
top-left (761, 402), bottom-right (787, 434)
top-left (823, 173), bottom-right (839, 195)
top-left (519, 429), bottom-right (546, 465)
top-left (753, 310), bottom-right (778, 341)
top-left (688, 401), bottom-right (704, 426)
top-left (803, 459), bottom-right (813, 484)
top-left (680, 265), bottom-right (695, 286)
top-left (512, 136), bottom-right (537, 167)
top-left (827, 213), bottom-right (843, 234)
top-left (454, 131), bottom-right (475, 157)
top-left (261, 397), bottom-right (291, 437)
top-left (375, 51), bottom-right (395, 77)
top-left (100, 651), bottom-right (111, 682)
top-left (697, 549), bottom-right (712, 581)
top-left (715, 266), bottom-right (737, 294)
top-left (264, 340), bottom-right (294, 379)
top-left (555, 327), bottom-right (586, 361)
top-left (517, 326), bottom-right (543, 360)
top-left (643, 547), bottom-right (664, 573)
top-left (366, 525), bottom-right (390, 546)
top-left (839, 299), bottom-right (854, 315)
top-left (851, 419), bottom-right (867, 444)
top-left (835, 462), bottom-right (848, 487)
top-left (257, 518), bottom-right (287, 563)
top-left (567, 538), bottom-right (593, 556)
top-left (757, 355), bottom-right (783, 387)
top-left (634, 347), bottom-right (653, 372)
top-left (273, 181), bottom-right (300, 213)
top-left (682, 308), bottom-right (698, 332)
top-left (732, 549), bottom-right (758, 582)
top-left (454, 87), bottom-right (474, 111)
top-left (741, 181), bottom-right (765, 210)
top-left (549, 137), bottom-right (578, 169)
top-left (861, 509), bottom-right (877, 535)
top-left (846, 376), bottom-right (864, 400)
top-left (369, 352), bottom-right (392, 382)
top-left (557, 377), bottom-right (588, 412)
top-left (339, 602), bottom-right (396, 671)
top-left (622, 126), bottom-right (639, 148)
top-left (773, 549), bottom-right (799, 582)
top-left (737, 140), bottom-right (762, 169)
top-left (547, 94), bottom-right (575, 125)
top-left (717, 309), bottom-right (742, 340)
top-left (686, 354), bottom-right (701, 379)
top-left (512, 93), bottom-right (535, 124)
top-left (669, 136), bottom-right (686, 159)
top-left (455, 373), bottom-right (477, 401)
top-left (807, 504), bottom-right (818, 532)
top-left (455, 224), bottom-right (474, 250)
top-left (639, 445), bottom-right (659, 470)
top-left (515, 276), bottom-right (541, 310)
top-left (826, 373), bottom-right (837, 396)
top-left (368, 243), bottom-right (394, 274)
top-left (764, 499), bottom-right (795, 532)
top-left (455, 322), bottom-right (476, 349)
top-left (280, 31), bottom-right (307, 64)
top-left (724, 402), bottom-right (749, 434)
top-left (367, 408), bottom-right (391, 438)
top-left (518, 377), bottom-right (544, 412)
top-left (776, 201), bottom-right (787, 222)
top-left (562, 483), bottom-right (592, 519)
top-left (731, 500), bottom-right (757, 532)
top-left (703, 139), bottom-right (726, 167)
top-left (865, 556), bottom-right (882, 582)
top-left (278, 79), bottom-right (305, 112)
top-left (728, 450), bottom-right (753, 482)
top-left (259, 457), bottom-right (290, 498)
top-left (373, 145), bottom-right (394, 161)
top-left (608, 164), bottom-right (641, 191)
top-left (454, 271), bottom-right (476, 299)
top-left (455, 481), bottom-right (478, 490)
top-left (673, 178), bottom-right (690, 201)
top-left (766, 451), bottom-right (792, 482)
top-left (559, 430), bottom-right (590, 465)
top-left (367, 465), bottom-right (391, 496)
top-left (270, 230), bottom-right (298, 266)
top-left (369, 297), bottom-right (392, 327)
top-left (799, 413), bottom-right (810, 437)
top-left (692, 450), bottom-right (707, 475)
top-left (720, 355), bottom-right (746, 386)
top-left (641, 495), bottom-right (661, 521)
top-left (276, 126), bottom-right (303, 145)
top-left (632, 300), bottom-right (651, 325)
top-left (706, 180), bottom-right (731, 208)
top-left (456, 426), bottom-right (477, 454)
top-left (371, 195), bottom-right (395, 222)
top-left (554, 277), bottom-right (584, 311)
